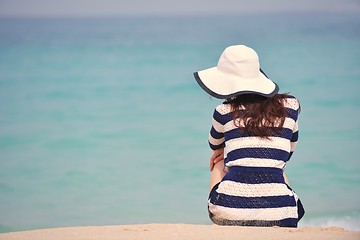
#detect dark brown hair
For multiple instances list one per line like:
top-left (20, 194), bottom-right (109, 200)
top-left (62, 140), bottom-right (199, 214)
top-left (226, 93), bottom-right (291, 138)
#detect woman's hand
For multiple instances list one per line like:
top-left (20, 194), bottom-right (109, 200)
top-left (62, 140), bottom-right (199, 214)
top-left (210, 148), bottom-right (224, 171)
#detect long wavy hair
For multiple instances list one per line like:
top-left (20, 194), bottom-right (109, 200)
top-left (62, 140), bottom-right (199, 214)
top-left (225, 93), bottom-right (291, 138)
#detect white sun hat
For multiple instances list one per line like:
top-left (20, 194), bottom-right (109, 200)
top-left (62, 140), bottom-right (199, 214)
top-left (193, 45), bottom-right (279, 99)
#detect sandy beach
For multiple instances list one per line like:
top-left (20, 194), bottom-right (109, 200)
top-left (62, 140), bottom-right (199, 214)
top-left (0, 224), bottom-right (359, 240)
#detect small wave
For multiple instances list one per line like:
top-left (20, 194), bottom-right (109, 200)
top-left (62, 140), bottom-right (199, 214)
top-left (299, 216), bottom-right (360, 231)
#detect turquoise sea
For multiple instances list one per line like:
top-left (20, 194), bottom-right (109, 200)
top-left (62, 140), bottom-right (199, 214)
top-left (0, 12), bottom-right (359, 232)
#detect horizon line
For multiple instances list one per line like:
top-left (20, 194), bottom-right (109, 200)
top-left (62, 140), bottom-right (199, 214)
top-left (0, 8), bottom-right (359, 19)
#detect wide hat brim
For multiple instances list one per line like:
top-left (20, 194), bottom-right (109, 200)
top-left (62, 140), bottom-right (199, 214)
top-left (194, 68), bottom-right (279, 99)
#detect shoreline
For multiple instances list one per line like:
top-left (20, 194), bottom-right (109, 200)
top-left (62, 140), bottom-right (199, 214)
top-left (0, 224), bottom-right (359, 240)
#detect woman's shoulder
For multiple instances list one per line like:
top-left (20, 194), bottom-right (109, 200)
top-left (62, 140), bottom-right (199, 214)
top-left (214, 103), bottom-right (232, 115)
top-left (281, 94), bottom-right (300, 111)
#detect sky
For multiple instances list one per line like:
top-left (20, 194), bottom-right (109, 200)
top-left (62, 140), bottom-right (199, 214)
top-left (0, 0), bottom-right (359, 17)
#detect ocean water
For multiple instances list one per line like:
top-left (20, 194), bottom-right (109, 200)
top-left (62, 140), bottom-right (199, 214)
top-left (0, 13), bottom-right (359, 232)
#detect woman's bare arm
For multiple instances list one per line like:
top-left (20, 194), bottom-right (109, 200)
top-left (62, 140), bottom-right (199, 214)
top-left (283, 172), bottom-right (290, 185)
top-left (210, 148), bottom-right (224, 171)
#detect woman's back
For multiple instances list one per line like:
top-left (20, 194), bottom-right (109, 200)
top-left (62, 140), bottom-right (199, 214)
top-left (209, 95), bottom-right (300, 171)
top-left (207, 95), bottom-right (303, 227)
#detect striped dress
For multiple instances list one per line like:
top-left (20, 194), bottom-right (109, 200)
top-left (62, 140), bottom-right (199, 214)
top-left (207, 96), bottom-right (304, 227)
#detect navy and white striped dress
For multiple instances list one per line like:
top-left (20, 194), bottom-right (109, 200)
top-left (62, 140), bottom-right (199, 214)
top-left (208, 96), bottom-right (304, 227)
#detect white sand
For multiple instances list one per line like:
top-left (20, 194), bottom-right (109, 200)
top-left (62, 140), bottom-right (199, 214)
top-left (0, 224), bottom-right (359, 240)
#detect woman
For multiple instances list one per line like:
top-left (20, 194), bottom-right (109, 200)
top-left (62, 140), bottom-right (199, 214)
top-left (193, 45), bottom-right (304, 227)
